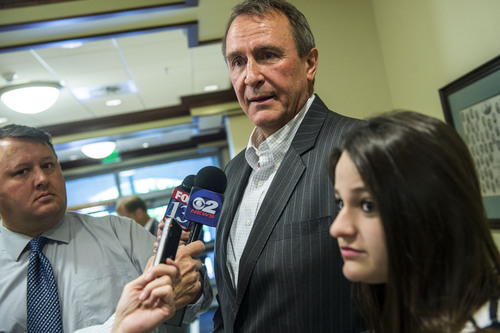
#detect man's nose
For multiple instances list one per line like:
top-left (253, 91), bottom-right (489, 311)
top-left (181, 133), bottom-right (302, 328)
top-left (244, 59), bottom-right (264, 87)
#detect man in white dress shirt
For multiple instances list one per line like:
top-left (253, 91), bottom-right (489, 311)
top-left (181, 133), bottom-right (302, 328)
top-left (0, 124), bottom-right (211, 332)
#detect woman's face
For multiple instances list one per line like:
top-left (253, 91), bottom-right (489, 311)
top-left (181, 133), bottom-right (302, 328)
top-left (330, 152), bottom-right (388, 284)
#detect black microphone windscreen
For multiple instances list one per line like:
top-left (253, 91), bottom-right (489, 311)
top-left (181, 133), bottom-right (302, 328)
top-left (194, 166), bottom-right (227, 194)
top-left (181, 174), bottom-right (195, 191)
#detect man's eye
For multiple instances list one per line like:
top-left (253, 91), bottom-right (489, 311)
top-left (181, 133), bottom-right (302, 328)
top-left (232, 58), bottom-right (244, 67)
top-left (335, 198), bottom-right (344, 210)
top-left (15, 169), bottom-right (27, 176)
top-left (361, 200), bottom-right (375, 213)
top-left (264, 52), bottom-right (274, 60)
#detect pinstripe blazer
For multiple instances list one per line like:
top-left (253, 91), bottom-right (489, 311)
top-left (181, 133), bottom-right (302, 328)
top-left (213, 95), bottom-right (365, 333)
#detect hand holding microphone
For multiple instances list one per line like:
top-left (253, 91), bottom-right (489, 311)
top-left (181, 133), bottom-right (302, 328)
top-left (153, 174), bottom-right (195, 266)
top-left (151, 167), bottom-right (226, 326)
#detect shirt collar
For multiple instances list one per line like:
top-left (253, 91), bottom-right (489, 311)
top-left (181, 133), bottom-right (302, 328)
top-left (245, 94), bottom-right (315, 169)
top-left (144, 217), bottom-right (154, 231)
top-left (0, 213), bottom-right (70, 261)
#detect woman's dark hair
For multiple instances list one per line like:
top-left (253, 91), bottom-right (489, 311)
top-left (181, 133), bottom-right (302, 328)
top-left (330, 111), bottom-right (500, 332)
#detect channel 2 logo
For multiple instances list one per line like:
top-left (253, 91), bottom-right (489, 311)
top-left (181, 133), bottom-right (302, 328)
top-left (185, 187), bottom-right (224, 227)
top-left (192, 197), bottom-right (219, 214)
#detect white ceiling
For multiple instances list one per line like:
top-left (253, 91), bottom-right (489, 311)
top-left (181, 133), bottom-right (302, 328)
top-left (0, 28), bottom-right (231, 127)
top-left (0, 1), bottom-right (238, 166)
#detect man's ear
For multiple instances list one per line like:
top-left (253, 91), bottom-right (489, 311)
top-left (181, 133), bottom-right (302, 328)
top-left (305, 48), bottom-right (319, 81)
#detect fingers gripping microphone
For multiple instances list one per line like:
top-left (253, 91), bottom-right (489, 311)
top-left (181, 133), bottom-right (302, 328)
top-left (186, 166), bottom-right (227, 244)
top-left (153, 174), bottom-right (195, 266)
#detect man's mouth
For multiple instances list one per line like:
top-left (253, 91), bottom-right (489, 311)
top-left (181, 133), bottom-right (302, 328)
top-left (248, 95), bottom-right (274, 103)
top-left (36, 192), bottom-right (53, 201)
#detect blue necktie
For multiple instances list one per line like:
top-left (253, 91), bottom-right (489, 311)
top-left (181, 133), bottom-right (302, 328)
top-left (26, 237), bottom-right (63, 332)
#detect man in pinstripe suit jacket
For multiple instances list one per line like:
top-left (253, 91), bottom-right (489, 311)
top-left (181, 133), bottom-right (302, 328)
top-left (212, 0), bottom-right (364, 332)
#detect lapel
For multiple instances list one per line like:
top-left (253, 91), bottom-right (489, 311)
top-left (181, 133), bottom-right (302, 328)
top-left (217, 152), bottom-right (252, 303)
top-left (234, 95), bottom-right (329, 307)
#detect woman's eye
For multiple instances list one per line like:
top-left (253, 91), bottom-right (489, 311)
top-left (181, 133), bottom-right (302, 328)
top-left (335, 198), bottom-right (344, 210)
top-left (361, 200), bottom-right (375, 213)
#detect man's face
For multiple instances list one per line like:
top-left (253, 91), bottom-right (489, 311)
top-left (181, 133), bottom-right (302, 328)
top-left (225, 12), bottom-right (318, 138)
top-left (0, 138), bottom-right (67, 236)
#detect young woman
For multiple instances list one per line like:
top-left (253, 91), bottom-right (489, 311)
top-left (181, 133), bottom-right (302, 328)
top-left (329, 111), bottom-right (500, 332)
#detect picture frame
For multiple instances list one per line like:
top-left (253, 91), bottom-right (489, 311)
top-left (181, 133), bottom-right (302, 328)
top-left (439, 55), bottom-right (500, 229)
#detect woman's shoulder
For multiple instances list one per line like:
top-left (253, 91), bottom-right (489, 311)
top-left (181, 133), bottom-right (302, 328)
top-left (463, 299), bottom-right (500, 332)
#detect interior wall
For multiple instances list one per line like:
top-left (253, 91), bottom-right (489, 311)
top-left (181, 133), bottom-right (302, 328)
top-left (371, 0), bottom-right (500, 243)
top-left (371, 0), bottom-right (500, 120)
top-left (298, 0), bottom-right (393, 120)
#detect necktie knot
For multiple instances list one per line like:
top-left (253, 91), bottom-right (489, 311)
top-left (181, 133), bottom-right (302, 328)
top-left (28, 236), bottom-right (48, 253)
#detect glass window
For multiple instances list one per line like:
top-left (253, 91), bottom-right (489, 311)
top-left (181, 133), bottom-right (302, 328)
top-left (119, 156), bottom-right (219, 196)
top-left (66, 174), bottom-right (118, 207)
top-left (66, 153), bottom-right (222, 211)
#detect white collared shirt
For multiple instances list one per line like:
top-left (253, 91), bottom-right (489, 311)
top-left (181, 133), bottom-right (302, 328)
top-left (144, 217), bottom-right (155, 232)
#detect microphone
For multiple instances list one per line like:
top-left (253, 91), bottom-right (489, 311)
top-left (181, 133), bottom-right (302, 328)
top-left (153, 174), bottom-right (195, 266)
top-left (185, 166), bottom-right (227, 244)
top-left (164, 174), bottom-right (195, 230)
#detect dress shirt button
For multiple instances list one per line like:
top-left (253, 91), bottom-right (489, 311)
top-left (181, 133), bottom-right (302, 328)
top-left (246, 220), bottom-right (252, 226)
top-left (275, 162), bottom-right (281, 169)
top-left (258, 180), bottom-right (263, 187)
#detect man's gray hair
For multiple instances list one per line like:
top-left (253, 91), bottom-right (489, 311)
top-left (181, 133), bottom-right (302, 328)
top-left (222, 0), bottom-right (316, 59)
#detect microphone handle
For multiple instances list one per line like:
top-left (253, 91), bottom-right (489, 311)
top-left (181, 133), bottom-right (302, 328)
top-left (187, 222), bottom-right (203, 244)
top-left (153, 218), bottom-right (183, 265)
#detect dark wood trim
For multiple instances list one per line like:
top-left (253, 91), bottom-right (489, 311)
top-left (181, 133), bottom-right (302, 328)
top-left (41, 88), bottom-right (236, 137)
top-left (0, 0), bottom-right (82, 10)
top-left (0, 21), bottom-right (203, 53)
top-left (0, 1), bottom-right (198, 27)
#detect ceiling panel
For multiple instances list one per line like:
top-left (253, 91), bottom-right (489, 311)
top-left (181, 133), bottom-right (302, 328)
top-left (0, 2), bottom-right (239, 169)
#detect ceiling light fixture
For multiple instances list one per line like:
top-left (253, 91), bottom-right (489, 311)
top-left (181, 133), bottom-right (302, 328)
top-left (81, 141), bottom-right (116, 159)
top-left (0, 73), bottom-right (62, 114)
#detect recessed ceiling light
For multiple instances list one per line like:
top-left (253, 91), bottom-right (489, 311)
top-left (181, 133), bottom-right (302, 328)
top-left (0, 117), bottom-right (8, 124)
top-left (142, 142), bottom-right (149, 148)
top-left (105, 99), bottom-right (122, 107)
top-left (204, 84), bottom-right (219, 92)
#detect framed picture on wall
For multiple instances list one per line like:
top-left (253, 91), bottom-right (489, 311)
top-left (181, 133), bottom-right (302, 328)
top-left (439, 55), bottom-right (500, 229)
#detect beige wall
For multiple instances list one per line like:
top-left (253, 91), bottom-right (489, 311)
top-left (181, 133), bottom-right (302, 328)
top-left (370, 0), bottom-right (500, 241)
top-left (372, 0), bottom-right (500, 119)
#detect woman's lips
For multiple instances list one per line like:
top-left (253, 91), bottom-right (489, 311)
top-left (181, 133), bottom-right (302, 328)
top-left (339, 246), bottom-right (363, 258)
